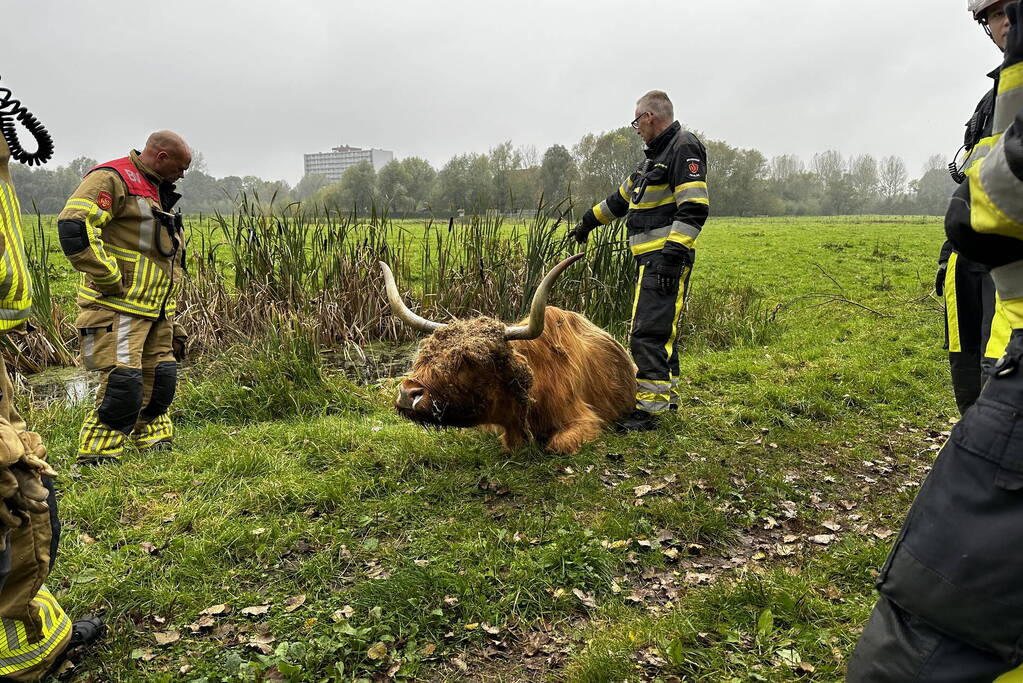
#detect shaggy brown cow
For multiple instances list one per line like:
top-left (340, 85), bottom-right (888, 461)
top-left (381, 254), bottom-right (636, 454)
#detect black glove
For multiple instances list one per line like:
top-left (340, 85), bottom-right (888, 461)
top-left (1006, 2), bottom-right (1023, 69)
top-left (650, 262), bottom-right (683, 296)
top-left (935, 263), bottom-right (947, 296)
top-left (569, 223), bottom-right (594, 244)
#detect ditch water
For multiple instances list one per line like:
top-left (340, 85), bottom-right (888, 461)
top-left (24, 367), bottom-right (95, 408)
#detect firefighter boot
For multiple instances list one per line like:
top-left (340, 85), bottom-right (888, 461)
top-left (616, 409), bottom-right (660, 433)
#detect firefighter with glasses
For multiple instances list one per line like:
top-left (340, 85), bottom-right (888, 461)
top-left (938, 0), bottom-right (1016, 415)
top-left (570, 90), bottom-right (709, 432)
top-left (57, 131), bottom-right (191, 464)
top-left (848, 2), bottom-right (1023, 679)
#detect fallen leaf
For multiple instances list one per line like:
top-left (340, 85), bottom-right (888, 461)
top-left (662, 547), bottom-right (680, 561)
top-left (153, 630), bottom-right (180, 646)
top-left (130, 647), bottom-right (157, 661)
top-left (79, 533), bottom-right (96, 545)
top-left (140, 542), bottom-right (158, 555)
top-left (240, 604), bottom-right (270, 616)
top-left (331, 605), bottom-right (355, 622)
top-left (180, 665), bottom-right (193, 675)
top-left (572, 588), bottom-right (597, 608)
top-left (451, 656), bottom-right (468, 672)
top-left (634, 485), bottom-right (653, 498)
top-left (822, 521), bottom-right (842, 532)
top-left (808, 534), bottom-right (836, 545)
top-left (284, 594), bottom-right (306, 612)
top-left (250, 527), bottom-right (267, 536)
top-left (481, 622), bottom-right (501, 635)
top-left (872, 528), bottom-right (894, 540)
top-left (420, 643), bottom-right (437, 656)
top-left (655, 529), bottom-right (675, 543)
top-left (464, 622), bottom-right (479, 630)
top-left (200, 603), bottom-right (230, 616)
top-left (443, 595), bottom-right (459, 607)
top-left (367, 641), bottom-right (388, 660)
top-left (684, 572), bottom-right (713, 585)
top-left (188, 616), bottom-right (215, 633)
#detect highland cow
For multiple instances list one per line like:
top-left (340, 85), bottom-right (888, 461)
top-left (381, 254), bottom-right (636, 454)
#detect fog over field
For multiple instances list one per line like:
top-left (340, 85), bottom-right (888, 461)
top-left (6, 0), bottom-right (1000, 183)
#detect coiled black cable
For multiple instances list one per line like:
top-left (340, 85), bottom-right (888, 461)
top-left (0, 76), bottom-right (53, 166)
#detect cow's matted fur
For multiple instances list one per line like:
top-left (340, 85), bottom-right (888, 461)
top-left (396, 306), bottom-right (635, 454)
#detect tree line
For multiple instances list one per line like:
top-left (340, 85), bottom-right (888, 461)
top-left (11, 128), bottom-right (956, 217)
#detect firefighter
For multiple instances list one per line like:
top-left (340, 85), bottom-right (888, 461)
top-left (939, 0), bottom-right (1016, 415)
top-left (847, 3), bottom-right (1023, 680)
top-left (570, 90), bottom-right (709, 431)
top-left (0, 80), bottom-right (104, 680)
top-left (57, 131), bottom-right (191, 464)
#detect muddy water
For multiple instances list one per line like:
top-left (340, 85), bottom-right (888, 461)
top-left (324, 343), bottom-right (416, 383)
top-left (24, 367), bottom-right (96, 408)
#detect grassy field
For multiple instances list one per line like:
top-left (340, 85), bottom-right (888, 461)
top-left (24, 215), bottom-right (952, 681)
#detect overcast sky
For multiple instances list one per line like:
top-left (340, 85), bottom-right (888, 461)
top-left (4, 1), bottom-right (1003, 184)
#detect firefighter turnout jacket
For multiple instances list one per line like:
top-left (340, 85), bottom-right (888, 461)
top-left (848, 40), bottom-right (1023, 683)
top-left (0, 131), bottom-right (72, 681)
top-left (940, 67), bottom-right (1012, 414)
top-left (580, 121), bottom-right (709, 262)
top-left (57, 151), bottom-right (184, 320)
top-left (0, 139), bottom-right (31, 333)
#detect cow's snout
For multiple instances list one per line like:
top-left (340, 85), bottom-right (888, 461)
top-left (396, 382), bottom-right (428, 411)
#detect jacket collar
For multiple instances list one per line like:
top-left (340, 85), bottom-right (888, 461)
top-left (129, 149), bottom-right (164, 185)
top-left (645, 120), bottom-right (681, 157)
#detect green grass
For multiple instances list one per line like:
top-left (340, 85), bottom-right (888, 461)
top-left (24, 215), bottom-right (951, 681)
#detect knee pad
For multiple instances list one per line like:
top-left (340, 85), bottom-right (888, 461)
top-left (140, 362), bottom-right (177, 421)
top-left (97, 367), bottom-right (143, 434)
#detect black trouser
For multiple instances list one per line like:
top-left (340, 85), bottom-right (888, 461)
top-left (945, 251), bottom-right (1001, 414)
top-left (630, 251), bottom-right (693, 413)
top-left (848, 329), bottom-right (1023, 682)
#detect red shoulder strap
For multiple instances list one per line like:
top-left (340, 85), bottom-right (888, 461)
top-left (89, 157), bottom-right (160, 202)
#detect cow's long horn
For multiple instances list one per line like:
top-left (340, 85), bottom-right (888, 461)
top-left (379, 261), bottom-right (446, 334)
top-left (504, 253), bottom-right (585, 341)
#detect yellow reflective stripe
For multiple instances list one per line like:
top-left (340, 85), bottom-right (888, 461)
top-left (673, 181), bottom-right (710, 206)
top-left (593, 200), bottom-right (612, 225)
top-left (0, 183), bottom-right (27, 312)
top-left (631, 236), bottom-right (667, 255)
top-left (666, 232), bottom-right (696, 250)
top-left (969, 162), bottom-right (1023, 240)
top-left (1000, 296), bottom-right (1023, 330)
top-left (630, 184), bottom-right (674, 210)
top-left (637, 391), bottom-right (671, 402)
top-left (1000, 62), bottom-right (1023, 95)
top-left (987, 293), bottom-right (1012, 357)
top-left (618, 183), bottom-right (629, 201)
top-left (0, 587), bottom-right (71, 676)
top-left (103, 244), bottom-right (140, 261)
top-left (81, 204), bottom-right (120, 280)
top-left (630, 265), bottom-right (645, 328)
top-left (77, 287), bottom-right (160, 318)
top-left (995, 663), bottom-right (1023, 682)
top-left (946, 253), bottom-right (961, 353)
top-left (664, 264), bottom-right (690, 359)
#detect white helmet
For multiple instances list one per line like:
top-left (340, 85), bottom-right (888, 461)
top-left (969, 0), bottom-right (1003, 19)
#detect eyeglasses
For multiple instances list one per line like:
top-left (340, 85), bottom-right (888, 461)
top-left (631, 112), bottom-right (651, 129)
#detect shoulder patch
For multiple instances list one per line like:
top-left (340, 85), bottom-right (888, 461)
top-left (686, 158), bottom-right (703, 178)
top-left (96, 191), bottom-right (113, 211)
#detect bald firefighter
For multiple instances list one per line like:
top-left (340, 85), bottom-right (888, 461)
top-left (570, 90), bottom-right (709, 432)
top-left (940, 0), bottom-right (1016, 414)
top-left (57, 132), bottom-right (190, 464)
top-left (848, 2), bottom-right (1023, 679)
top-left (0, 81), bottom-right (103, 680)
